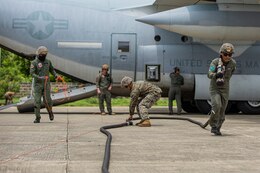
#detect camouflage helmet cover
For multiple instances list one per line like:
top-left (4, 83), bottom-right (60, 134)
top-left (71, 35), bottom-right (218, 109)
top-left (121, 76), bottom-right (133, 88)
top-left (219, 43), bottom-right (234, 54)
top-left (36, 46), bottom-right (48, 55)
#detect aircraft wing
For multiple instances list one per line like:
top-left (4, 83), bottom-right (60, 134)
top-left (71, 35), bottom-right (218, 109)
top-left (153, 0), bottom-right (260, 7)
top-left (154, 0), bottom-right (215, 7)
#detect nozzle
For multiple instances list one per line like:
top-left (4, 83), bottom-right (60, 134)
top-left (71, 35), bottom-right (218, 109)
top-left (126, 121), bottom-right (133, 126)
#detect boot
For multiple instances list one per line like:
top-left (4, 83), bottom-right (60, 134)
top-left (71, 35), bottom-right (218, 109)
top-left (34, 117), bottom-right (41, 123)
top-left (211, 127), bottom-right (222, 136)
top-left (137, 119), bottom-right (151, 127)
top-left (48, 110), bottom-right (54, 121)
top-left (34, 107), bottom-right (41, 123)
top-left (108, 112), bottom-right (115, 115)
top-left (135, 119), bottom-right (145, 126)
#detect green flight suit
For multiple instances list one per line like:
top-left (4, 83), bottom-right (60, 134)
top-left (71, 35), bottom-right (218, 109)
top-left (30, 57), bottom-right (57, 120)
top-left (208, 57), bottom-right (236, 130)
top-left (96, 74), bottom-right (113, 114)
top-left (129, 81), bottom-right (162, 120)
top-left (168, 73), bottom-right (184, 114)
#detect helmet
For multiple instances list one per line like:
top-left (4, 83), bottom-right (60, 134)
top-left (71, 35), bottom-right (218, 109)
top-left (102, 64), bottom-right (109, 71)
top-left (36, 46), bottom-right (48, 55)
top-left (219, 43), bottom-right (234, 54)
top-left (121, 76), bottom-right (133, 88)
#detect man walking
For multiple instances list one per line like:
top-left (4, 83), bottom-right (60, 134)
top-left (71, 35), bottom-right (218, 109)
top-left (30, 46), bottom-right (61, 123)
top-left (207, 43), bottom-right (236, 135)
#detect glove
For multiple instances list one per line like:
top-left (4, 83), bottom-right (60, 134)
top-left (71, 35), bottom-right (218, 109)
top-left (216, 72), bottom-right (224, 78)
top-left (39, 76), bottom-right (48, 80)
top-left (126, 115), bottom-right (133, 122)
top-left (97, 88), bottom-right (101, 94)
top-left (209, 73), bottom-right (216, 79)
top-left (56, 75), bottom-right (63, 82)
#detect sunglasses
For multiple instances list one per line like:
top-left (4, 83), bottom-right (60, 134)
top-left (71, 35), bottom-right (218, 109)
top-left (223, 52), bottom-right (232, 57)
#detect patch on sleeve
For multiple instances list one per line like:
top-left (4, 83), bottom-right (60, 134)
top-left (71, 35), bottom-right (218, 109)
top-left (209, 65), bottom-right (215, 72)
top-left (38, 63), bottom-right (43, 68)
top-left (30, 64), bottom-right (34, 69)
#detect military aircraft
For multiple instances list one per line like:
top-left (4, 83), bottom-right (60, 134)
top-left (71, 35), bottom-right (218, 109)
top-left (0, 0), bottom-right (260, 114)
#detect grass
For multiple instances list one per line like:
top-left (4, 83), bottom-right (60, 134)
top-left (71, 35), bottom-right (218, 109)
top-left (62, 96), bottom-right (173, 107)
top-left (0, 97), bottom-right (175, 107)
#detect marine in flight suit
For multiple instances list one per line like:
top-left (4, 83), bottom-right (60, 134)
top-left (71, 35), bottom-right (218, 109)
top-left (207, 43), bottom-right (236, 135)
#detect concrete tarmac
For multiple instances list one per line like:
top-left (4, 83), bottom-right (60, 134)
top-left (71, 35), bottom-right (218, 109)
top-left (0, 107), bottom-right (259, 173)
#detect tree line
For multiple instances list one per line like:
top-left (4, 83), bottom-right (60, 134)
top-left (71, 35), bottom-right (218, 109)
top-left (0, 48), bottom-right (72, 98)
top-left (0, 48), bottom-right (31, 98)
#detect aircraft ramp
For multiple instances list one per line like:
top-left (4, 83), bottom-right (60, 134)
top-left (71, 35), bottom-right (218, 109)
top-left (0, 103), bottom-right (17, 111)
top-left (16, 85), bottom-right (97, 113)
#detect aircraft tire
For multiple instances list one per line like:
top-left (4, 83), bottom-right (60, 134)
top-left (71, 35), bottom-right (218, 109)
top-left (237, 101), bottom-right (260, 114)
top-left (194, 100), bottom-right (211, 114)
top-left (226, 102), bottom-right (240, 114)
top-left (195, 100), bottom-right (238, 114)
top-left (181, 100), bottom-right (200, 113)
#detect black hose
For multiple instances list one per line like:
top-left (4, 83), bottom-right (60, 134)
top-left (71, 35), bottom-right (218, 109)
top-left (100, 122), bottom-right (133, 173)
top-left (100, 116), bottom-right (207, 173)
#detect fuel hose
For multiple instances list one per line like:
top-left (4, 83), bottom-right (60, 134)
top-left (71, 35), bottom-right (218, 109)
top-left (100, 116), bottom-right (208, 173)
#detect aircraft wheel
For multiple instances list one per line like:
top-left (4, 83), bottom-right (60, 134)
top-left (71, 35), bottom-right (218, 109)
top-left (194, 100), bottom-right (211, 114)
top-left (237, 101), bottom-right (260, 114)
top-left (181, 100), bottom-right (199, 113)
top-left (226, 102), bottom-right (240, 114)
top-left (195, 100), bottom-right (238, 114)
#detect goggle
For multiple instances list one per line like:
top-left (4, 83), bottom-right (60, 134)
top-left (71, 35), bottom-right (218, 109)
top-left (223, 52), bottom-right (232, 57)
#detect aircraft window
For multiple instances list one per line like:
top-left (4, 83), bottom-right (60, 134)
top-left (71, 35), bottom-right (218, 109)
top-left (118, 41), bottom-right (129, 53)
top-left (181, 36), bottom-right (189, 43)
top-left (154, 35), bottom-right (161, 42)
top-left (146, 64), bottom-right (160, 82)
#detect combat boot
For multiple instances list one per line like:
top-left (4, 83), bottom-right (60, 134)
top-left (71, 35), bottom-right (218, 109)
top-left (137, 119), bottom-right (151, 127)
top-left (34, 107), bottom-right (41, 123)
top-left (48, 110), bottom-right (54, 121)
top-left (211, 127), bottom-right (222, 136)
top-left (34, 118), bottom-right (41, 123)
top-left (108, 112), bottom-right (115, 115)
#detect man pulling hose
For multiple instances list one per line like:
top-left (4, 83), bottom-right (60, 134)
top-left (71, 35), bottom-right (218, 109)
top-left (30, 46), bottom-right (62, 123)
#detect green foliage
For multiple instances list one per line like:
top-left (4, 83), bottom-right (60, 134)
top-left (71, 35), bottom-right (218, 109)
top-left (0, 48), bottom-right (78, 99)
top-left (0, 97), bottom-right (172, 107)
top-left (62, 97), bottom-right (171, 107)
top-left (0, 49), bottom-right (31, 98)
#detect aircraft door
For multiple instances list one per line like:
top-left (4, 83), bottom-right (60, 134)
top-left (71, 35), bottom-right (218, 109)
top-left (111, 33), bottom-right (136, 83)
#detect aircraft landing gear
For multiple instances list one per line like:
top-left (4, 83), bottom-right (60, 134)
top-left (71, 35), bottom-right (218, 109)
top-left (194, 100), bottom-right (211, 114)
top-left (181, 100), bottom-right (199, 113)
top-left (237, 101), bottom-right (260, 114)
top-left (194, 100), bottom-right (238, 114)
